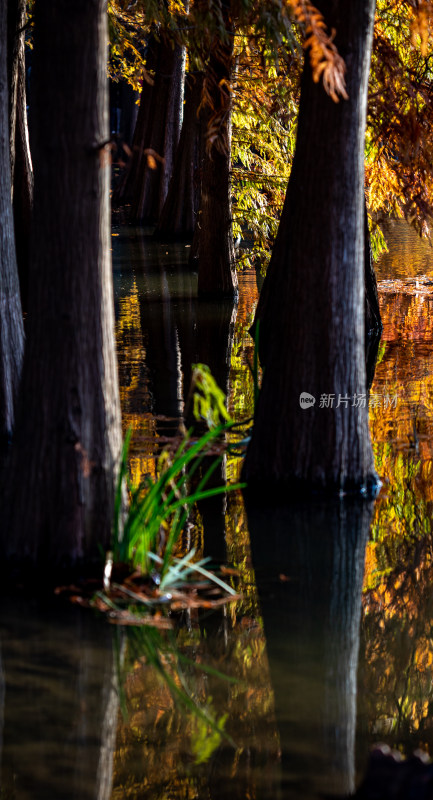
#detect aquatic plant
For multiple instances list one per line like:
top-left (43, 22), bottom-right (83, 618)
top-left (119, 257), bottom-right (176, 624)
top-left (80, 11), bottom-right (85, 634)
top-left (102, 364), bottom-right (245, 613)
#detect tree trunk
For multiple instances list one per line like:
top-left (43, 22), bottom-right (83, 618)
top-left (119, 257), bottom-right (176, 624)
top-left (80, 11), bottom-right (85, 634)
top-left (156, 72), bottom-right (204, 240)
top-left (243, 0), bottom-right (377, 494)
top-left (112, 37), bottom-right (156, 206)
top-left (0, 0), bottom-right (24, 449)
top-left (364, 200), bottom-right (382, 338)
top-left (3, 0), bottom-right (122, 569)
top-left (7, 0), bottom-right (33, 315)
top-left (115, 33), bottom-right (184, 223)
top-left (364, 202), bottom-right (382, 392)
top-left (191, 4), bottom-right (238, 299)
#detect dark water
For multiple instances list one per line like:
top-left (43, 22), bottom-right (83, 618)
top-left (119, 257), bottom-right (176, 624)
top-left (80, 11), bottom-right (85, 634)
top-left (2, 222), bottom-right (433, 799)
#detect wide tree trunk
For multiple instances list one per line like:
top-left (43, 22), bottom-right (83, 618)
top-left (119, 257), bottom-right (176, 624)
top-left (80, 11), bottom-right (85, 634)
top-left (115, 33), bottom-right (184, 223)
top-left (243, 0), bottom-right (377, 494)
top-left (156, 72), bottom-right (204, 240)
top-left (191, 3), bottom-right (238, 299)
top-left (7, 0), bottom-right (33, 314)
top-left (3, 0), bottom-right (122, 569)
top-left (0, 0), bottom-right (24, 450)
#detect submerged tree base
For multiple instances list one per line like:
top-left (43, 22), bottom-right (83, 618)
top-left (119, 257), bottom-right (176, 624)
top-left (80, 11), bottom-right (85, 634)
top-left (242, 470), bottom-right (382, 505)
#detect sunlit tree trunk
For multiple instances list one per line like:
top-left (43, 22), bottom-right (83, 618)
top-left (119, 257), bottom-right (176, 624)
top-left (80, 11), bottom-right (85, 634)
top-left (243, 0), bottom-right (377, 493)
top-left (3, 0), bottom-right (122, 568)
top-left (0, 0), bottom-right (24, 449)
top-left (7, 0), bottom-right (33, 313)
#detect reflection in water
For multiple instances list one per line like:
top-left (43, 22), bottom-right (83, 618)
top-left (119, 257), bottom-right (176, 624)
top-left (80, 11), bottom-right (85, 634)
top-left (113, 226), bottom-right (256, 477)
top-left (360, 287), bottom-right (433, 753)
top-left (0, 599), bottom-right (115, 800)
top-left (375, 218), bottom-right (433, 281)
top-left (109, 221), bottom-right (433, 795)
top-left (4, 220), bottom-right (433, 798)
top-left (360, 220), bottom-right (433, 755)
top-left (247, 499), bottom-right (373, 799)
top-left (110, 593), bottom-right (279, 800)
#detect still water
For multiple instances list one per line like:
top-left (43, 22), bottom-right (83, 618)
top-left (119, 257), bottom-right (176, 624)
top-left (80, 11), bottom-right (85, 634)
top-left (1, 221), bottom-right (433, 799)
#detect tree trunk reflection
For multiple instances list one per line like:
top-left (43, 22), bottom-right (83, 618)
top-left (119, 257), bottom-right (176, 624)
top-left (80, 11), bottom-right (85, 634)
top-left (0, 599), bottom-right (115, 800)
top-left (246, 498), bottom-right (374, 799)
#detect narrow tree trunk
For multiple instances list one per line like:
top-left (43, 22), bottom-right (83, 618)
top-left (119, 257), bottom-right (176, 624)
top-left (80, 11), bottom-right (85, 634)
top-left (191, 4), bottom-right (238, 299)
top-left (243, 0), bottom-right (377, 494)
top-left (116, 34), bottom-right (184, 223)
top-left (156, 72), bottom-right (204, 240)
top-left (4, 0), bottom-right (122, 568)
top-left (195, 114), bottom-right (238, 297)
top-left (8, 0), bottom-right (33, 314)
top-left (112, 37), bottom-right (156, 206)
top-left (364, 202), bottom-right (382, 391)
top-left (0, 0), bottom-right (24, 449)
top-left (364, 200), bottom-right (382, 338)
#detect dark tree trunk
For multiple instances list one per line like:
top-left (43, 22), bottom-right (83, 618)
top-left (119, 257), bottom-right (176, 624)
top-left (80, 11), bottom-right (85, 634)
top-left (115, 34), bottom-right (184, 223)
top-left (190, 0), bottom-right (238, 299)
top-left (0, 0), bottom-right (24, 449)
top-left (364, 202), bottom-right (382, 392)
top-left (156, 72), bottom-right (204, 240)
top-left (3, 0), bottom-right (122, 568)
top-left (7, 0), bottom-right (33, 314)
top-left (246, 498), bottom-right (373, 798)
top-left (243, 0), bottom-right (377, 494)
top-left (109, 78), bottom-right (138, 145)
top-left (364, 200), bottom-right (382, 338)
top-left (112, 38), bottom-right (156, 206)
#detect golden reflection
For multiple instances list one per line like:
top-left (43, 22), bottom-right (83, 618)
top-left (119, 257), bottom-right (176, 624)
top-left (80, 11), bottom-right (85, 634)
top-left (113, 266), bottom-right (277, 798)
top-left (362, 278), bottom-right (433, 752)
top-left (110, 607), bottom-right (278, 799)
top-left (116, 279), bottom-right (147, 414)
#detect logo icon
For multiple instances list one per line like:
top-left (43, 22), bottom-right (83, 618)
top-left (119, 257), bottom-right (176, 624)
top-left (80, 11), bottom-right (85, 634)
top-left (299, 392), bottom-right (316, 409)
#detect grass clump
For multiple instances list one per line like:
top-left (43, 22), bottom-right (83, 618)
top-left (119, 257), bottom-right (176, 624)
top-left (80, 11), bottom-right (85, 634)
top-left (101, 364), bottom-right (245, 615)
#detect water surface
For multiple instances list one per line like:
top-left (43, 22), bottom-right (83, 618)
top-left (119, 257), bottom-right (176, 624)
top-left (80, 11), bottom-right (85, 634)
top-left (2, 221), bottom-right (433, 799)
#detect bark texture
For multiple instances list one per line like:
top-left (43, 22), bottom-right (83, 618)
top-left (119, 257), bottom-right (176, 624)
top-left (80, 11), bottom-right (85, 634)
top-left (115, 34), bottom-right (184, 223)
top-left (4, 0), bottom-right (122, 567)
top-left (243, 0), bottom-right (377, 493)
top-left (191, 5), bottom-right (238, 299)
top-left (7, 0), bottom-right (33, 314)
top-left (156, 72), bottom-right (204, 240)
top-left (0, 0), bottom-right (24, 447)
